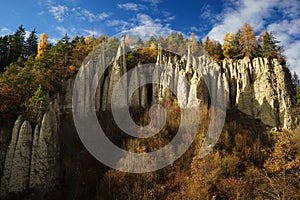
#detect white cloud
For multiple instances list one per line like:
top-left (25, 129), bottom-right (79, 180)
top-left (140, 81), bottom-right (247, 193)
top-left (206, 0), bottom-right (300, 74)
top-left (285, 41), bottom-right (300, 72)
top-left (98, 12), bottom-right (110, 20)
top-left (48, 3), bottom-right (109, 22)
top-left (137, 13), bottom-right (157, 27)
top-left (0, 27), bottom-right (12, 35)
top-left (207, 0), bottom-right (280, 41)
top-left (200, 4), bottom-right (221, 24)
top-left (191, 26), bottom-right (201, 32)
top-left (107, 19), bottom-right (134, 31)
top-left (114, 14), bottom-right (186, 41)
top-left (77, 8), bottom-right (109, 22)
top-left (82, 29), bottom-right (101, 36)
top-left (267, 19), bottom-right (300, 73)
top-left (142, 0), bottom-right (161, 6)
top-left (48, 38), bottom-right (60, 44)
top-left (56, 26), bottom-right (67, 35)
top-left (279, 0), bottom-right (300, 19)
top-left (117, 3), bottom-right (146, 11)
top-left (49, 5), bottom-right (69, 22)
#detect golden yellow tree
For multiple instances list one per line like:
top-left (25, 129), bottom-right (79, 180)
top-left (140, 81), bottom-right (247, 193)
top-left (36, 33), bottom-right (48, 58)
top-left (150, 42), bottom-right (156, 50)
top-left (222, 32), bottom-right (236, 59)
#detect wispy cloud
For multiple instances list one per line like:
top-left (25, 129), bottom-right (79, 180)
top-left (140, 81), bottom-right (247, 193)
top-left (49, 5), bottom-right (69, 22)
top-left (107, 19), bottom-right (134, 31)
top-left (267, 18), bottom-right (300, 73)
top-left (48, 3), bottom-right (109, 23)
top-left (77, 8), bottom-right (109, 22)
top-left (137, 13), bottom-right (158, 26)
top-left (200, 4), bottom-right (221, 24)
top-left (207, 0), bottom-right (279, 41)
top-left (82, 29), bottom-right (101, 36)
top-left (160, 11), bottom-right (176, 22)
top-left (0, 27), bottom-right (12, 35)
top-left (56, 26), bottom-right (67, 35)
top-left (109, 13), bottom-right (184, 40)
top-left (117, 3), bottom-right (146, 11)
top-left (142, 0), bottom-right (161, 6)
top-left (48, 38), bottom-right (60, 44)
top-left (206, 0), bottom-right (300, 73)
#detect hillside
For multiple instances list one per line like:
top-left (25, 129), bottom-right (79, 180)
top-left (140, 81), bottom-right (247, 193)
top-left (0, 24), bottom-right (300, 199)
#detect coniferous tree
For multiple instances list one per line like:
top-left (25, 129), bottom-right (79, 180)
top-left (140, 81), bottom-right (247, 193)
top-left (10, 25), bottom-right (26, 62)
top-left (260, 31), bottom-right (281, 59)
top-left (204, 37), bottom-right (224, 62)
top-left (26, 28), bottom-right (38, 57)
top-left (239, 23), bottom-right (258, 58)
top-left (133, 37), bottom-right (143, 49)
top-left (0, 35), bottom-right (10, 71)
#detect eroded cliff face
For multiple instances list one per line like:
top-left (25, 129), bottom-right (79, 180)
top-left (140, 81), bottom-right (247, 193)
top-left (223, 57), bottom-right (294, 129)
top-left (0, 100), bottom-right (61, 197)
top-left (0, 41), bottom-right (295, 198)
top-left (93, 43), bottom-right (294, 129)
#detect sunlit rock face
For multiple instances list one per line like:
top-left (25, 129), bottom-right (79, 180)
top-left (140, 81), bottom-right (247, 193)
top-left (96, 41), bottom-right (294, 129)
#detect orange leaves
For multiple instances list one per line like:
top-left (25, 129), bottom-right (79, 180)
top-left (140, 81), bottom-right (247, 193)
top-left (68, 65), bottom-right (76, 75)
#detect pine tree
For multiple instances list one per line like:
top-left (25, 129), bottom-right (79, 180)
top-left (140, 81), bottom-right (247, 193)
top-left (239, 23), bottom-right (258, 58)
top-left (25, 84), bottom-right (46, 122)
top-left (260, 31), bottom-right (281, 59)
top-left (204, 37), bottom-right (224, 62)
top-left (133, 37), bottom-right (143, 49)
top-left (10, 25), bottom-right (26, 62)
top-left (0, 35), bottom-right (10, 71)
top-left (26, 29), bottom-right (38, 57)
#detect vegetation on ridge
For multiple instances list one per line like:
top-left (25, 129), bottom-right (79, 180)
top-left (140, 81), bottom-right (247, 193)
top-left (0, 23), bottom-right (300, 199)
top-left (0, 23), bottom-right (294, 121)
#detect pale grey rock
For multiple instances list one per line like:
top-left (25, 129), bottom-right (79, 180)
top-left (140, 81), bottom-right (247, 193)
top-left (29, 100), bottom-right (60, 188)
top-left (140, 73), bottom-right (148, 108)
top-left (186, 45), bottom-right (192, 74)
top-left (29, 124), bottom-right (39, 188)
top-left (187, 72), bottom-right (200, 107)
top-left (101, 75), bottom-right (110, 111)
top-left (223, 57), bottom-right (294, 129)
top-left (129, 67), bottom-right (140, 107)
top-left (0, 125), bottom-right (11, 187)
top-left (177, 69), bottom-right (188, 108)
top-left (9, 121), bottom-right (32, 193)
top-left (1, 115), bottom-right (23, 196)
top-left (152, 65), bottom-right (161, 104)
top-left (61, 78), bottom-right (74, 113)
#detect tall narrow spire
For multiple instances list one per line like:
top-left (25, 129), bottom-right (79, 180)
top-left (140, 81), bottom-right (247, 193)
top-left (186, 45), bottom-right (192, 74)
top-left (156, 43), bottom-right (162, 65)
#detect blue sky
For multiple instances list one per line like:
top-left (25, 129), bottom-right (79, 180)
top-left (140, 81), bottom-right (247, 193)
top-left (1, 0), bottom-right (300, 73)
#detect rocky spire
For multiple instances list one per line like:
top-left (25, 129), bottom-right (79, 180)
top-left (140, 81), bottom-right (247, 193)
top-left (187, 72), bottom-right (200, 107)
top-left (186, 45), bottom-right (192, 74)
top-left (177, 69), bottom-right (188, 108)
top-left (8, 121), bottom-right (32, 193)
top-left (156, 43), bottom-right (163, 65)
top-left (1, 115), bottom-right (23, 196)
